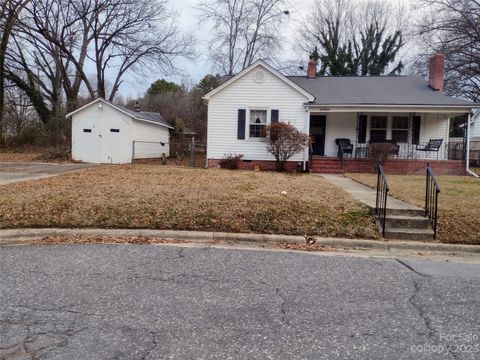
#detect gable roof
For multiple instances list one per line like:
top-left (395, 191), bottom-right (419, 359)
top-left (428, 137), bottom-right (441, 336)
top-left (203, 60), bottom-right (315, 102)
top-left (66, 98), bottom-right (174, 129)
top-left (288, 76), bottom-right (476, 108)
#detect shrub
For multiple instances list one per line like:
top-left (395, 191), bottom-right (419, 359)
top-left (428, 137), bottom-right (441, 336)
top-left (368, 143), bottom-right (396, 165)
top-left (35, 147), bottom-right (71, 162)
top-left (219, 153), bottom-right (243, 169)
top-left (262, 122), bottom-right (309, 172)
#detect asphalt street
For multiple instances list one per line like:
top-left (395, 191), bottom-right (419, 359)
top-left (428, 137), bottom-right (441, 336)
top-left (0, 244), bottom-right (479, 359)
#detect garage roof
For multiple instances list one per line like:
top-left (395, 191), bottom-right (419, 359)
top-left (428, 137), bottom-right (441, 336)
top-left (115, 104), bottom-right (173, 128)
top-left (66, 98), bottom-right (174, 129)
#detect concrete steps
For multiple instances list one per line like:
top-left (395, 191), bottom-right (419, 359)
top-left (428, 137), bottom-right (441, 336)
top-left (375, 210), bottom-right (434, 241)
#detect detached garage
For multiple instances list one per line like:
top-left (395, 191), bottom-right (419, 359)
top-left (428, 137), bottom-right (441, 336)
top-left (67, 98), bottom-right (172, 164)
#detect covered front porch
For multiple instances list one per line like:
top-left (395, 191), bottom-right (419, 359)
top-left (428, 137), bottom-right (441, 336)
top-left (306, 108), bottom-right (468, 175)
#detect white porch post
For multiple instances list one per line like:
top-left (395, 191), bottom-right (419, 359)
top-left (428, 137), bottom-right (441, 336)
top-left (466, 112), bottom-right (479, 177)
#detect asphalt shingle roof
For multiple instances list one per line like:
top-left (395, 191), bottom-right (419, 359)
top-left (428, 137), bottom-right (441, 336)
top-left (116, 104), bottom-right (173, 128)
top-left (287, 75), bottom-right (475, 107)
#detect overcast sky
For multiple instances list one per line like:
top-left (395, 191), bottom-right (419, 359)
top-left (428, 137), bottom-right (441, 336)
top-left (118, 0), bottom-right (417, 100)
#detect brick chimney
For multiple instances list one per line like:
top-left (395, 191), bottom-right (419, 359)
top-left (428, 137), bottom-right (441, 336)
top-left (428, 52), bottom-right (445, 92)
top-left (307, 59), bottom-right (317, 79)
top-left (134, 101), bottom-right (141, 112)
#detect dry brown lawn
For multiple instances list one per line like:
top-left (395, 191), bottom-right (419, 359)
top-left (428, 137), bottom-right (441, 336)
top-left (346, 173), bottom-right (480, 245)
top-left (0, 165), bottom-right (379, 239)
top-left (0, 151), bottom-right (43, 162)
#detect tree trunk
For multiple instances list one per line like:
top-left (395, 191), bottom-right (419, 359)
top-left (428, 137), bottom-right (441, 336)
top-left (0, 0), bottom-right (30, 146)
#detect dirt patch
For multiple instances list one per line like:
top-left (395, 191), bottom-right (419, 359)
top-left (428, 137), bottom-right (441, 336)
top-left (28, 235), bottom-right (188, 245)
top-left (346, 173), bottom-right (480, 245)
top-left (0, 152), bottom-right (43, 162)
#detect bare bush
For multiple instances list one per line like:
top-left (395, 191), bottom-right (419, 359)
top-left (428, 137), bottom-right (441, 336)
top-left (263, 122), bottom-right (308, 172)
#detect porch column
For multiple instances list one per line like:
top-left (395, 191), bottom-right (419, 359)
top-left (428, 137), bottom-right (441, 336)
top-left (407, 113), bottom-right (413, 144)
top-left (465, 112), bottom-right (470, 165)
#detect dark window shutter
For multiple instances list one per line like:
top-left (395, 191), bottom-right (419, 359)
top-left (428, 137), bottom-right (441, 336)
top-left (358, 115), bottom-right (367, 143)
top-left (237, 109), bottom-right (246, 140)
top-left (271, 109), bottom-right (279, 123)
top-left (412, 115), bottom-right (421, 145)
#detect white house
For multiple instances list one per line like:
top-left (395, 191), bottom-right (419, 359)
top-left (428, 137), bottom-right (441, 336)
top-left (204, 54), bottom-right (477, 174)
top-left (67, 98), bottom-right (172, 164)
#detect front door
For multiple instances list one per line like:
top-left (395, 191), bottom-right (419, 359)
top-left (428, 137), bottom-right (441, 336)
top-left (310, 115), bottom-right (326, 156)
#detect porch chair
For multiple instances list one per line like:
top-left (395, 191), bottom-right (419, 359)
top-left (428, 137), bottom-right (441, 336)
top-left (335, 138), bottom-right (354, 159)
top-left (416, 139), bottom-right (443, 159)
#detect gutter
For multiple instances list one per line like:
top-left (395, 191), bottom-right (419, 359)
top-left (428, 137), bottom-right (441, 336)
top-left (466, 112), bottom-right (479, 178)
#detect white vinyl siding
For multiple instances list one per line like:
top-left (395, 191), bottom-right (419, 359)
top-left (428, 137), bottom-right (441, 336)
top-left (207, 64), bottom-right (310, 161)
top-left (132, 120), bottom-right (170, 159)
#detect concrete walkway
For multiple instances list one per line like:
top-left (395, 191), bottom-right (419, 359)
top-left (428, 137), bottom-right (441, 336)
top-left (0, 162), bottom-right (97, 186)
top-left (320, 174), bottom-right (422, 212)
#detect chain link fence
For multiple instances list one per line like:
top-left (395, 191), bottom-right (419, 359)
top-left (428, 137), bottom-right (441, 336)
top-left (132, 137), bottom-right (206, 167)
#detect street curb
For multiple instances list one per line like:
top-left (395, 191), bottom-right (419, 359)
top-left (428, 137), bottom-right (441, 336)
top-left (0, 228), bottom-right (479, 257)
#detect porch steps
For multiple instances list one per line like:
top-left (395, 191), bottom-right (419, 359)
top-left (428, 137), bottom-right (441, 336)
top-left (310, 158), bottom-right (344, 174)
top-left (375, 209), bottom-right (434, 240)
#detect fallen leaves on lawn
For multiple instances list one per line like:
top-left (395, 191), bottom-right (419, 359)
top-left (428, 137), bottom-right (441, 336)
top-left (0, 165), bottom-right (379, 239)
top-left (275, 243), bottom-right (331, 252)
top-left (30, 235), bottom-right (188, 245)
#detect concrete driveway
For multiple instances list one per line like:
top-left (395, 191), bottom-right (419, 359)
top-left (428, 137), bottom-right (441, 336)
top-left (0, 244), bottom-right (479, 359)
top-left (0, 162), bottom-right (97, 185)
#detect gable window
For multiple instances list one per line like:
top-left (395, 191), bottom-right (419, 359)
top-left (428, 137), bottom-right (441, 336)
top-left (83, 129), bottom-right (92, 133)
top-left (110, 128), bottom-right (120, 133)
top-left (249, 109), bottom-right (267, 138)
top-left (370, 116), bottom-right (387, 141)
top-left (391, 116), bottom-right (409, 143)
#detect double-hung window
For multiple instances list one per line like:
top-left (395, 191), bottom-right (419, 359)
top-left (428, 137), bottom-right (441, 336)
top-left (370, 116), bottom-right (387, 141)
top-left (391, 116), bottom-right (409, 143)
top-left (249, 109), bottom-right (267, 138)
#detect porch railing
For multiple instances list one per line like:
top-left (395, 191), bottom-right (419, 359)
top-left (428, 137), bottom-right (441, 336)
top-left (425, 164), bottom-right (441, 239)
top-left (344, 141), bottom-right (450, 161)
top-left (375, 164), bottom-right (389, 238)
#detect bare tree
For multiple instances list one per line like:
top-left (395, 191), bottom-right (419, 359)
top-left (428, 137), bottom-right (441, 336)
top-left (0, 0), bottom-right (30, 144)
top-left (299, 0), bottom-right (408, 75)
top-left (3, 85), bottom-right (37, 136)
top-left (417, 0), bottom-right (480, 102)
top-left (199, 0), bottom-right (289, 75)
top-left (24, 0), bottom-right (193, 102)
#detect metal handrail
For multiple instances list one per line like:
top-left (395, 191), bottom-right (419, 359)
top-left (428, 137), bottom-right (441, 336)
top-left (425, 163), bottom-right (441, 239)
top-left (375, 164), bottom-right (389, 238)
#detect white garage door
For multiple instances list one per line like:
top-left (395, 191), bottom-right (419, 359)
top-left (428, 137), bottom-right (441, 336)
top-left (76, 121), bottom-right (101, 163)
top-left (99, 118), bottom-right (131, 164)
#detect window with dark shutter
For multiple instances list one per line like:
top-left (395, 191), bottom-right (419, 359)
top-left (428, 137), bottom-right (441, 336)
top-left (237, 109), bottom-right (246, 140)
top-left (412, 115), bottom-right (421, 145)
top-left (358, 115), bottom-right (367, 143)
top-left (271, 109), bottom-right (279, 123)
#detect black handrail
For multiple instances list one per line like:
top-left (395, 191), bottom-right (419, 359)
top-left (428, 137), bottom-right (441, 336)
top-left (425, 163), bottom-right (441, 239)
top-left (375, 164), bottom-right (389, 237)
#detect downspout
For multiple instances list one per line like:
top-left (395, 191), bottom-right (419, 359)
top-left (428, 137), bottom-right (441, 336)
top-left (465, 112), bottom-right (479, 177)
